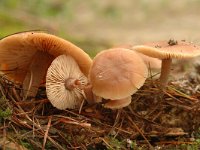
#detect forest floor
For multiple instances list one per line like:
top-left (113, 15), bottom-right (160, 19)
top-left (0, 58), bottom-right (200, 150)
top-left (1, 1), bottom-right (200, 149)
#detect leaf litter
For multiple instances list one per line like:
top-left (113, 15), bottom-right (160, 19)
top-left (0, 63), bottom-right (200, 149)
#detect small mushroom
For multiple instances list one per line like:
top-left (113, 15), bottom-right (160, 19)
top-left (46, 54), bottom-right (87, 109)
top-left (89, 48), bottom-right (148, 109)
top-left (0, 31), bottom-right (92, 98)
top-left (104, 96), bottom-right (132, 109)
top-left (132, 40), bottom-right (200, 87)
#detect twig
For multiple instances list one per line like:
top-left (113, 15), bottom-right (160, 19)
top-left (12, 87), bottom-right (21, 101)
top-left (127, 115), bottom-right (153, 149)
top-left (63, 109), bottom-right (132, 134)
top-left (108, 109), bottom-right (122, 136)
top-left (168, 86), bottom-right (198, 101)
top-left (16, 99), bottom-right (49, 105)
top-left (114, 115), bottom-right (125, 138)
top-left (9, 93), bottom-right (65, 149)
top-left (3, 120), bottom-right (6, 150)
top-left (100, 137), bottom-right (114, 150)
top-left (42, 116), bottom-right (52, 150)
top-left (156, 141), bottom-right (195, 145)
top-left (58, 118), bottom-right (91, 128)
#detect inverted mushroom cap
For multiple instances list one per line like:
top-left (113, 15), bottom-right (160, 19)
top-left (46, 55), bottom-right (88, 110)
top-left (132, 40), bottom-right (200, 59)
top-left (0, 31), bottom-right (92, 82)
top-left (89, 48), bottom-right (148, 100)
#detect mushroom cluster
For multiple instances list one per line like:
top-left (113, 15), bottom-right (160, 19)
top-left (1, 31), bottom-right (200, 110)
top-left (0, 32), bottom-right (92, 105)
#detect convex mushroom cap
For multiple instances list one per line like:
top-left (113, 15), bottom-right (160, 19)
top-left (46, 55), bottom-right (88, 110)
top-left (113, 44), bottom-right (161, 71)
top-left (132, 40), bottom-right (200, 59)
top-left (0, 31), bottom-right (92, 98)
top-left (132, 40), bottom-right (200, 87)
top-left (89, 48), bottom-right (148, 103)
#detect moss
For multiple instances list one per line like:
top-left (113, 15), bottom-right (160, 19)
top-left (20, 140), bottom-right (34, 150)
top-left (0, 107), bottom-right (12, 122)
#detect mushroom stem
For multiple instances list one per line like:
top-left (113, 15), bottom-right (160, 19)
top-left (83, 84), bottom-right (102, 104)
top-left (65, 78), bottom-right (81, 90)
top-left (82, 84), bottom-right (94, 104)
top-left (23, 51), bottom-right (53, 99)
top-left (159, 59), bottom-right (172, 88)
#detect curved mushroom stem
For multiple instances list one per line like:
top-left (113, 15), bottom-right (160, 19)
top-left (159, 58), bottom-right (172, 88)
top-left (82, 84), bottom-right (94, 104)
top-left (65, 78), bottom-right (81, 90)
top-left (104, 96), bottom-right (132, 109)
top-left (82, 84), bottom-right (102, 104)
top-left (23, 51), bottom-right (53, 99)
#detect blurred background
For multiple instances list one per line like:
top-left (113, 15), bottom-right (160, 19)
top-left (1, 0), bottom-right (200, 57)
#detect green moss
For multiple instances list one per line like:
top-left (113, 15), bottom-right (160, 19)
top-left (0, 107), bottom-right (12, 121)
top-left (20, 140), bottom-right (34, 150)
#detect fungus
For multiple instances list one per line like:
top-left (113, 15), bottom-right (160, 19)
top-left (113, 44), bottom-right (161, 75)
top-left (136, 52), bottom-right (161, 72)
top-left (104, 96), bottom-right (132, 109)
top-left (132, 40), bottom-right (200, 87)
top-left (82, 84), bottom-right (102, 104)
top-left (0, 32), bottom-right (92, 98)
top-left (46, 55), bottom-right (87, 109)
top-left (89, 48), bottom-right (148, 109)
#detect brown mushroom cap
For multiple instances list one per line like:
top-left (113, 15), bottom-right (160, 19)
top-left (113, 44), bottom-right (161, 71)
top-left (132, 40), bottom-right (200, 87)
top-left (0, 31), bottom-right (92, 82)
top-left (46, 55), bottom-right (88, 110)
top-left (132, 41), bottom-right (200, 59)
top-left (89, 48), bottom-right (148, 100)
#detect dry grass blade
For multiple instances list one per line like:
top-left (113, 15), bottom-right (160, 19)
top-left (42, 116), bottom-right (52, 150)
top-left (57, 118), bottom-right (91, 128)
top-left (167, 86), bottom-right (198, 101)
top-left (2, 120), bottom-right (6, 150)
top-left (156, 141), bottom-right (195, 145)
top-left (16, 99), bottom-right (49, 106)
top-left (127, 115), bottom-right (153, 149)
top-left (100, 137), bottom-right (114, 150)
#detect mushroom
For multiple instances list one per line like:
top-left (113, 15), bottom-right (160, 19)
top-left (113, 44), bottom-right (161, 76)
top-left (104, 96), bottom-right (132, 109)
top-left (0, 31), bottom-right (92, 99)
top-left (136, 52), bottom-right (161, 72)
top-left (131, 40), bottom-right (200, 87)
top-left (46, 55), bottom-right (87, 109)
top-left (82, 84), bottom-right (102, 104)
top-left (89, 48), bottom-right (148, 109)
